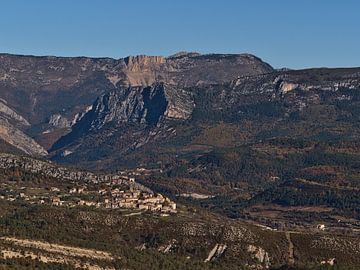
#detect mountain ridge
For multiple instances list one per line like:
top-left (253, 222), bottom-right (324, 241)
top-left (1, 52), bottom-right (360, 268)
top-left (0, 51), bottom-right (274, 155)
top-left (0, 52), bottom-right (360, 163)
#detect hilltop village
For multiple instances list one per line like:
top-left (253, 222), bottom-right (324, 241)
top-left (0, 153), bottom-right (177, 215)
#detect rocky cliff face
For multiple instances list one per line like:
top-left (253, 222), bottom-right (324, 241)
top-left (48, 114), bottom-right (71, 128)
top-left (0, 98), bottom-right (46, 156)
top-left (0, 117), bottom-right (47, 156)
top-left (120, 53), bottom-right (273, 87)
top-left (1, 51), bottom-right (360, 168)
top-left (0, 100), bottom-right (30, 126)
top-left (80, 83), bottom-right (193, 129)
top-left (0, 52), bottom-right (273, 151)
top-left (124, 55), bottom-right (166, 72)
top-left (51, 83), bottom-right (194, 153)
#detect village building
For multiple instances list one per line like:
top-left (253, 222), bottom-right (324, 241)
top-left (51, 196), bottom-right (62, 206)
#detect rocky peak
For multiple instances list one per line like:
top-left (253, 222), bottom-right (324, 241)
top-left (50, 83), bottom-right (194, 153)
top-left (90, 84), bottom-right (167, 128)
top-left (124, 55), bottom-right (166, 72)
top-left (76, 83), bottom-right (193, 131)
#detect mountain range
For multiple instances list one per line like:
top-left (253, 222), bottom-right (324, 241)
top-left (0, 52), bottom-right (272, 156)
top-left (1, 52), bottom-right (359, 166)
top-left (1, 51), bottom-right (360, 268)
top-left (1, 51), bottom-right (360, 220)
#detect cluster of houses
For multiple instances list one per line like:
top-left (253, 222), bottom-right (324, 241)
top-left (48, 186), bottom-right (177, 214)
top-left (103, 188), bottom-right (177, 213)
top-left (1, 183), bottom-right (176, 215)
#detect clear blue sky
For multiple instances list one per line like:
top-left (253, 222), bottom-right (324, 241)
top-left (1, 0), bottom-right (359, 69)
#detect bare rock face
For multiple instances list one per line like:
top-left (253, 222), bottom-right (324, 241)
top-left (124, 55), bottom-right (166, 72)
top-left (272, 72), bottom-right (360, 95)
top-left (164, 89), bottom-right (194, 120)
top-left (123, 55), bottom-right (167, 86)
top-left (247, 245), bottom-right (270, 269)
top-left (120, 53), bottom-right (273, 87)
top-left (0, 117), bottom-right (47, 156)
top-left (48, 114), bottom-right (71, 128)
top-left (77, 82), bottom-right (193, 131)
top-left (0, 100), bottom-right (29, 126)
top-left (0, 99), bottom-right (46, 155)
top-left (50, 83), bottom-right (194, 154)
top-left (279, 81), bottom-right (298, 94)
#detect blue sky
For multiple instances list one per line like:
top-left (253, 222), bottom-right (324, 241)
top-left (0, 0), bottom-right (359, 69)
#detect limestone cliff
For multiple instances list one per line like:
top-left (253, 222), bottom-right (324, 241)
top-left (66, 83), bottom-right (193, 132)
top-left (0, 117), bottom-right (47, 156)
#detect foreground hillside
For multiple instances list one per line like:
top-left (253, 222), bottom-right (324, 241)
top-left (2, 192), bottom-right (360, 269)
top-left (0, 155), bottom-right (360, 269)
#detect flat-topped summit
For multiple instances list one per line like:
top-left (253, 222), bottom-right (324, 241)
top-left (124, 55), bottom-right (166, 69)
